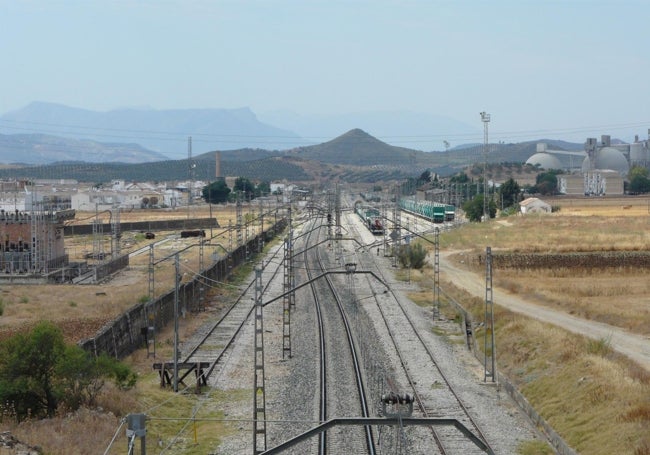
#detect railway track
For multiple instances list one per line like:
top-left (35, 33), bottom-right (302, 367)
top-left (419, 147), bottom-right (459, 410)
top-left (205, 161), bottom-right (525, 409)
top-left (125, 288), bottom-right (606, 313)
top-left (303, 212), bottom-right (376, 454)
top-left (302, 217), bottom-right (329, 454)
top-left (161, 194), bottom-right (495, 453)
top-left (179, 239), bottom-right (286, 384)
top-left (347, 210), bottom-right (495, 454)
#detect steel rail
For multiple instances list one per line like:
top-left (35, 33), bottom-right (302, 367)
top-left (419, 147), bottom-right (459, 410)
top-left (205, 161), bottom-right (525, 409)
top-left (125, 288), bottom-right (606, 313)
top-left (302, 217), bottom-right (328, 455)
top-left (352, 216), bottom-right (495, 454)
top-left (181, 235), bottom-right (286, 381)
top-left (315, 225), bottom-right (376, 455)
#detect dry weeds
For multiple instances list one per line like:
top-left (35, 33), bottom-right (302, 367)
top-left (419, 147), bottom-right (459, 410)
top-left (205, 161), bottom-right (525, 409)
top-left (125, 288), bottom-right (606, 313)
top-left (438, 204), bottom-right (650, 336)
top-left (431, 199), bottom-right (650, 454)
top-left (0, 203), bottom-right (262, 344)
top-left (441, 282), bottom-right (650, 455)
top-left (3, 198), bottom-right (648, 453)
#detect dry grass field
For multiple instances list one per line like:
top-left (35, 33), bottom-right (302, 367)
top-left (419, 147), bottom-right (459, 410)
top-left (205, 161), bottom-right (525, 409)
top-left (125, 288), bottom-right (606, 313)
top-left (3, 196), bottom-right (650, 454)
top-left (1, 203), bottom-right (270, 454)
top-left (0, 204), bottom-right (250, 344)
top-left (441, 201), bottom-right (650, 337)
top-left (427, 196), bottom-right (650, 455)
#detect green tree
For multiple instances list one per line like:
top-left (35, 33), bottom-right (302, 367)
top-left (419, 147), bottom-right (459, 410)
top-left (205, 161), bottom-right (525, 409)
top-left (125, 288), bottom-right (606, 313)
top-left (0, 322), bottom-right (136, 421)
top-left (55, 345), bottom-right (104, 410)
top-left (534, 171), bottom-right (560, 195)
top-left (233, 177), bottom-right (255, 199)
top-left (462, 194), bottom-right (496, 222)
top-left (202, 180), bottom-right (231, 203)
top-left (629, 165), bottom-right (649, 180)
top-left (396, 242), bottom-right (427, 269)
top-left (499, 178), bottom-right (521, 208)
top-left (0, 321), bottom-right (65, 418)
top-left (255, 181), bottom-right (271, 197)
top-left (628, 174), bottom-right (650, 194)
top-left (418, 170), bottom-right (432, 186)
top-left (628, 166), bottom-right (650, 194)
top-left (449, 172), bottom-right (470, 184)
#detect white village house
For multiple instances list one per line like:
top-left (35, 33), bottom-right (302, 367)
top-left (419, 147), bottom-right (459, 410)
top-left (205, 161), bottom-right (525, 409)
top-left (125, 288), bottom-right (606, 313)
top-left (519, 197), bottom-right (552, 214)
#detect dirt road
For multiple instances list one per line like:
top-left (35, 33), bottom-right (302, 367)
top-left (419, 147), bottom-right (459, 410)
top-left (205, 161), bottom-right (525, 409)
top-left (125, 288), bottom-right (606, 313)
top-left (440, 252), bottom-right (650, 371)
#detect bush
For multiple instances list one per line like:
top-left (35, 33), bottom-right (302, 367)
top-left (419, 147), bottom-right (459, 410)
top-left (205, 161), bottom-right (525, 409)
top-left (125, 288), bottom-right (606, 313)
top-left (0, 322), bottom-right (136, 421)
top-left (396, 242), bottom-right (427, 269)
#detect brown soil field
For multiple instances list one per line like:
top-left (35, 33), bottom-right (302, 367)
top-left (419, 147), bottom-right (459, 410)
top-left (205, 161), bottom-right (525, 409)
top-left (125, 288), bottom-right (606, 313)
top-left (442, 198), bottom-right (650, 337)
top-left (0, 203), bottom-right (259, 343)
top-left (545, 195), bottom-right (650, 216)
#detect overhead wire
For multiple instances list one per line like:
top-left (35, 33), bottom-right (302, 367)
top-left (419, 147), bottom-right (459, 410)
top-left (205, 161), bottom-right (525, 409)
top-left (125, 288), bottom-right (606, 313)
top-left (2, 117), bottom-right (648, 150)
top-left (154, 236), bottom-right (290, 452)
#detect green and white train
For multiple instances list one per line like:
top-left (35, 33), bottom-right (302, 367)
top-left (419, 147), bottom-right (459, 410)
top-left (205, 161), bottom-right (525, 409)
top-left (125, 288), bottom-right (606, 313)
top-left (399, 198), bottom-right (455, 223)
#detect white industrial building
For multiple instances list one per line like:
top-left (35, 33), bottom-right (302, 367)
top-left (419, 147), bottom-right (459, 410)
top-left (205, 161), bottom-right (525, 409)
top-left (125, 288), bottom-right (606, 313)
top-left (526, 131), bottom-right (650, 196)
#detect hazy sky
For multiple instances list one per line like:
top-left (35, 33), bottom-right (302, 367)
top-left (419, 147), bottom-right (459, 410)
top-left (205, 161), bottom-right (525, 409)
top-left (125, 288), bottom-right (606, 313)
top-left (2, 0), bottom-right (649, 144)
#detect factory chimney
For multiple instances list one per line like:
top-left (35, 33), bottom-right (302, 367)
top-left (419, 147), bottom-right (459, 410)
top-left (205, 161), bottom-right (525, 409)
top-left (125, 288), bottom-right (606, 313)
top-left (215, 151), bottom-right (222, 180)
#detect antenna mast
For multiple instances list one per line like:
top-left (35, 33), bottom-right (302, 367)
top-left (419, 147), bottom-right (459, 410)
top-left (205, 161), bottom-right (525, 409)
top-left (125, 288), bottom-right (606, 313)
top-left (188, 136), bottom-right (194, 217)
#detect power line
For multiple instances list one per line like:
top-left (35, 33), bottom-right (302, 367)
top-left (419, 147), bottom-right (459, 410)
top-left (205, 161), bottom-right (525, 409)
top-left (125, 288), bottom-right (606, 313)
top-left (1, 117), bottom-right (649, 150)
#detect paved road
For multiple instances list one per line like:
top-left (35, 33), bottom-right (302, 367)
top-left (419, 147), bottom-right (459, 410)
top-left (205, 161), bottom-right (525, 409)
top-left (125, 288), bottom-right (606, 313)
top-left (439, 252), bottom-right (650, 371)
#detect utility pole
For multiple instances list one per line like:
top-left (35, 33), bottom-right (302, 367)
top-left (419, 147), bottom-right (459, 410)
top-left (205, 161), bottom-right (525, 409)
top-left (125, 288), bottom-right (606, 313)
top-left (173, 253), bottom-right (180, 392)
top-left (253, 266), bottom-right (267, 454)
top-left (433, 227), bottom-right (440, 320)
top-left (187, 136), bottom-right (194, 219)
top-left (480, 112), bottom-right (490, 221)
top-left (484, 246), bottom-right (496, 383)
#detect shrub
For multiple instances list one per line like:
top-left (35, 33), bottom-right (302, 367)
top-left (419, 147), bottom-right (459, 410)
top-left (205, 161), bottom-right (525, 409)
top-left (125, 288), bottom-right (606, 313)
top-left (395, 243), bottom-right (427, 269)
top-left (586, 336), bottom-right (612, 357)
top-left (0, 321), bottom-right (136, 421)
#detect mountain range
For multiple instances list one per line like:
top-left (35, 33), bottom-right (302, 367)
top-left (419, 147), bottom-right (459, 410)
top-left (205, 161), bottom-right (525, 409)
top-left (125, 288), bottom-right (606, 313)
top-left (0, 102), bottom-right (592, 184)
top-left (0, 127), bottom-right (585, 185)
top-left (0, 102), bottom-right (481, 162)
top-left (0, 102), bottom-right (299, 160)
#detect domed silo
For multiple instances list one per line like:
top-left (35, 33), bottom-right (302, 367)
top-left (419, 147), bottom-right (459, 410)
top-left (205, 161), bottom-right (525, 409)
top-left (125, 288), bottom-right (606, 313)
top-left (581, 147), bottom-right (629, 176)
top-left (526, 152), bottom-right (563, 170)
top-left (630, 142), bottom-right (650, 168)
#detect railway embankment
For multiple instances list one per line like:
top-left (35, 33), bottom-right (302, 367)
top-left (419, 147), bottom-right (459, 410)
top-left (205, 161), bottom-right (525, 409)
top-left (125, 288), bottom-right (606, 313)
top-left (78, 219), bottom-right (287, 359)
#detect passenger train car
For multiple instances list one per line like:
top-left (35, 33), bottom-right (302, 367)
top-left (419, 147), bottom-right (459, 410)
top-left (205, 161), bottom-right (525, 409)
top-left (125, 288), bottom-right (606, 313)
top-left (399, 198), bottom-right (455, 223)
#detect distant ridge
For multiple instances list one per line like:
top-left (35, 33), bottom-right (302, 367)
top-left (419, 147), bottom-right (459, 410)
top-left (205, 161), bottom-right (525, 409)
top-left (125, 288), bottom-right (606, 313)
top-left (0, 133), bottom-right (167, 164)
top-left (1, 102), bottom-right (302, 158)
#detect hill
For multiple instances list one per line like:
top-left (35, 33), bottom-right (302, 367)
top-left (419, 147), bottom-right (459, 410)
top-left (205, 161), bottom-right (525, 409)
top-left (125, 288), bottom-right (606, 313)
top-left (0, 155), bottom-right (311, 184)
top-left (0, 128), bottom-right (587, 184)
top-left (1, 102), bottom-right (301, 159)
top-left (288, 128), bottom-right (420, 166)
top-left (0, 133), bottom-right (167, 164)
top-left (258, 109), bottom-right (478, 151)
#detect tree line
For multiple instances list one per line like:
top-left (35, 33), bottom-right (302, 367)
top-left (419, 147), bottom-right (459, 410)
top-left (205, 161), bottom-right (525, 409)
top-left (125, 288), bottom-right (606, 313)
top-left (201, 177), bottom-right (272, 204)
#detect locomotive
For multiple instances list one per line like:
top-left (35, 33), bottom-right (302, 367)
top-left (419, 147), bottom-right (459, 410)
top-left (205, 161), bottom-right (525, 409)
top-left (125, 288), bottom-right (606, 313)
top-left (355, 204), bottom-right (384, 235)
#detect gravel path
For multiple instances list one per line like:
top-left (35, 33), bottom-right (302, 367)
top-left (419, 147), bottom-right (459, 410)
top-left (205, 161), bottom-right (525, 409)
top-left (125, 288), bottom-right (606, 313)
top-left (439, 251), bottom-right (650, 371)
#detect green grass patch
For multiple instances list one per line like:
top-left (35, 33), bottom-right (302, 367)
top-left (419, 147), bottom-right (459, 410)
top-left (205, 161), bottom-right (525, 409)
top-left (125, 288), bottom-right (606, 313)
top-left (586, 336), bottom-right (612, 357)
top-left (516, 439), bottom-right (554, 455)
